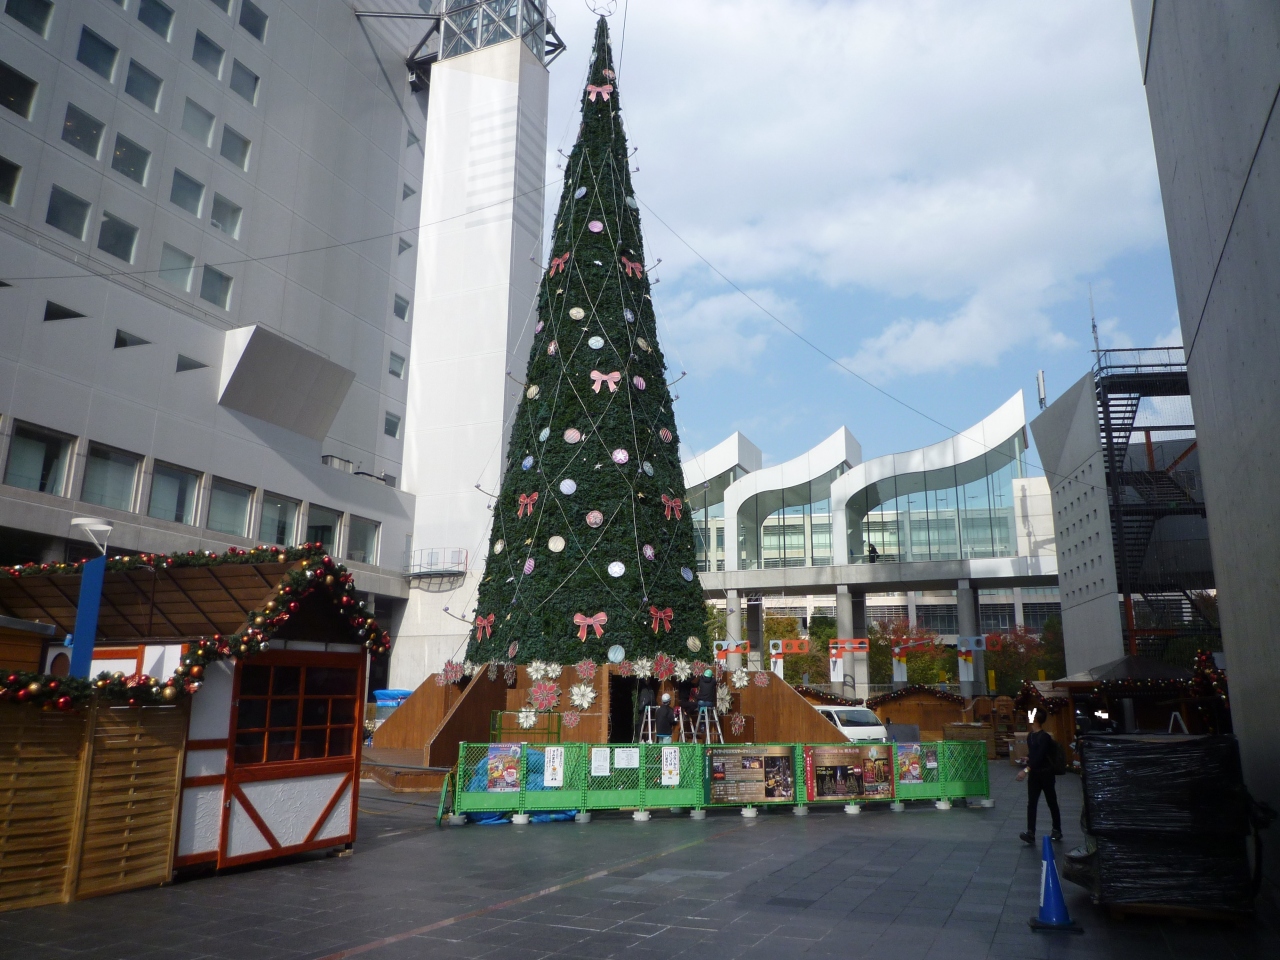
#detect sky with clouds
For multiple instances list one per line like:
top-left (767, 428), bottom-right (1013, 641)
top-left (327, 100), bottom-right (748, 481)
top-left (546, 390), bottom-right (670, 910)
top-left (542, 0), bottom-right (1180, 471)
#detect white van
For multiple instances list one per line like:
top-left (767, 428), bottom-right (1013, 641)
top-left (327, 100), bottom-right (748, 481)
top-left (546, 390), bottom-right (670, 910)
top-left (814, 705), bottom-right (888, 742)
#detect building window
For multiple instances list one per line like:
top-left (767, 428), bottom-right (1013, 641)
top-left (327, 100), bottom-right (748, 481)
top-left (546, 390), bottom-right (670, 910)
top-left (1, 60), bottom-right (37, 118)
top-left (209, 0), bottom-right (230, 12)
top-left (124, 60), bottom-right (162, 110)
top-left (158, 243), bottom-right (195, 290)
top-left (60, 104), bottom-right (105, 158)
top-left (0, 155), bottom-right (18, 204)
top-left (383, 412), bottom-right (401, 439)
top-left (402, 183), bottom-right (416, 200)
top-left (45, 185), bottom-right (90, 239)
top-left (3, 423), bottom-right (70, 495)
top-left (111, 135), bottom-right (150, 185)
top-left (114, 329), bottom-right (150, 348)
top-left (44, 301), bottom-right (85, 321)
top-left (229, 60), bottom-right (258, 104)
top-left (392, 294), bottom-right (409, 320)
top-left (81, 444), bottom-right (139, 511)
top-left (346, 517), bottom-right (379, 564)
top-left (211, 194), bottom-right (241, 238)
top-left (388, 352), bottom-right (405, 379)
top-left (233, 663), bottom-right (360, 766)
top-left (207, 478), bottom-right (252, 536)
top-left (148, 462), bottom-right (199, 524)
top-left (219, 126), bottom-right (250, 169)
top-left (306, 505), bottom-right (341, 554)
top-left (238, 0), bottom-right (267, 41)
top-left (170, 169), bottom-right (204, 215)
top-left (181, 98), bottom-right (215, 146)
top-left (96, 212), bottom-right (138, 262)
top-left (176, 354), bottom-right (207, 372)
top-left (199, 265), bottom-right (232, 308)
top-left (397, 238), bottom-right (412, 255)
top-left (192, 31), bottom-right (224, 78)
top-left (137, 0), bottom-right (173, 40)
top-left (5, 0), bottom-right (54, 37)
top-left (259, 493), bottom-right (298, 545)
top-left (76, 29), bottom-right (118, 81)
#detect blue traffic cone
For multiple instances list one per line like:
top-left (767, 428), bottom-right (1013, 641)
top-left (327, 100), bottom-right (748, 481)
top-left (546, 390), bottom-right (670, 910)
top-left (1029, 835), bottom-right (1083, 932)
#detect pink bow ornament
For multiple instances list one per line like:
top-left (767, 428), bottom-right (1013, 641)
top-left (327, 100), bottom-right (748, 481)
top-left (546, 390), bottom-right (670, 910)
top-left (574, 611), bottom-right (608, 640)
top-left (586, 83), bottom-right (614, 102)
top-left (590, 370), bottom-right (621, 394)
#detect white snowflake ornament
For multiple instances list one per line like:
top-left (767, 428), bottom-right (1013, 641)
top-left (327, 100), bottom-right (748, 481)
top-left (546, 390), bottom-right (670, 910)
top-left (674, 659), bottom-right (692, 681)
top-left (517, 707), bottom-right (537, 729)
top-left (569, 682), bottom-right (597, 710)
top-left (716, 685), bottom-right (732, 713)
top-left (632, 657), bottom-right (654, 679)
top-left (731, 668), bottom-right (750, 689)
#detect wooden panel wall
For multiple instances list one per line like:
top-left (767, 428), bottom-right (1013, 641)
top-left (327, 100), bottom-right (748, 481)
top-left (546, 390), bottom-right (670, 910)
top-left (73, 705), bottom-right (187, 900)
top-left (735, 679), bottom-right (848, 744)
top-left (371, 676), bottom-right (466, 751)
top-left (871, 694), bottom-right (966, 741)
top-left (426, 675), bottom-right (511, 768)
top-left (0, 704), bottom-right (87, 912)
top-left (0, 632), bottom-right (45, 673)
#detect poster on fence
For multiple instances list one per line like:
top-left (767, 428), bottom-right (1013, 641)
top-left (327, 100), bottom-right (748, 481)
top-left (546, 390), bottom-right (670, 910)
top-left (486, 744), bottom-right (522, 792)
top-left (544, 746), bottom-right (565, 788)
top-left (590, 747), bottom-right (611, 777)
top-left (661, 746), bottom-right (680, 786)
top-left (804, 744), bottom-right (894, 801)
top-left (896, 743), bottom-right (924, 784)
top-left (614, 747), bottom-right (640, 769)
top-left (705, 745), bottom-right (795, 804)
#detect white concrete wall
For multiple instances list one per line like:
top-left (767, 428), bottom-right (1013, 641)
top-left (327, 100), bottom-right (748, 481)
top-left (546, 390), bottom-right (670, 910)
top-left (397, 38), bottom-right (548, 685)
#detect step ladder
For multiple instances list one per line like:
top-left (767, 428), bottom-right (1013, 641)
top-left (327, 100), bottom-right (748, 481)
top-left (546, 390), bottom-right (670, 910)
top-left (638, 706), bottom-right (656, 744)
top-left (693, 706), bottom-right (724, 745)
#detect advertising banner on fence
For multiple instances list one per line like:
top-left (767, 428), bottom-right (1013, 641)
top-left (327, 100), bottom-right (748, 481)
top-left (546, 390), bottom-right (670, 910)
top-left (895, 743), bottom-right (938, 784)
top-left (544, 746), bottom-right (565, 788)
top-left (803, 744), bottom-right (894, 801)
top-left (486, 744), bottom-right (522, 792)
top-left (705, 745), bottom-right (796, 804)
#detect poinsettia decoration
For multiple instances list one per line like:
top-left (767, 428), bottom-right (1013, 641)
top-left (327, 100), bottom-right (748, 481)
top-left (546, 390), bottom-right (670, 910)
top-left (562, 709), bottom-right (581, 729)
top-left (653, 653), bottom-right (675, 681)
top-left (753, 670), bottom-right (770, 687)
top-left (731, 668), bottom-right (750, 689)
top-left (517, 707), bottom-right (537, 729)
top-left (574, 659), bottom-right (597, 681)
top-left (632, 656), bottom-right (654, 679)
top-left (691, 660), bottom-right (710, 677)
top-left (716, 685), bottom-right (732, 714)
top-left (442, 660), bottom-right (465, 684)
top-left (729, 713), bottom-right (746, 736)
top-left (569, 682), bottom-right (597, 710)
top-left (530, 680), bottom-right (560, 711)
top-left (504, 662), bottom-right (518, 686)
top-left (673, 659), bottom-right (692, 681)
top-left (616, 660), bottom-right (633, 677)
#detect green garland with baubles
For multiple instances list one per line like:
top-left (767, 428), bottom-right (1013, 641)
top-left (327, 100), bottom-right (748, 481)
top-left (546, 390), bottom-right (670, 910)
top-left (0, 545), bottom-right (389, 711)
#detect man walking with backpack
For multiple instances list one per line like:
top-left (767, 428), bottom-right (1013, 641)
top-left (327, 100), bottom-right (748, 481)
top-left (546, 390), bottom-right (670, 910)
top-left (1016, 709), bottom-right (1063, 844)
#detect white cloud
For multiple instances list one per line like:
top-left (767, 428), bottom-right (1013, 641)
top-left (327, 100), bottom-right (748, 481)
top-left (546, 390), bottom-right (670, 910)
top-left (654, 286), bottom-right (798, 376)
top-left (545, 0), bottom-right (1165, 378)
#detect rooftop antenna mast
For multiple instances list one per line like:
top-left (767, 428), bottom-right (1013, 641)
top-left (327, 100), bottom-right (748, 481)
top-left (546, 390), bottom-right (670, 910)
top-left (1090, 284), bottom-right (1101, 367)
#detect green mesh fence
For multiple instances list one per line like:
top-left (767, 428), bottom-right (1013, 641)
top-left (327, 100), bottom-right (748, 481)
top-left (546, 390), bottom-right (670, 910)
top-left (939, 741), bottom-right (989, 798)
top-left (641, 742), bottom-right (703, 809)
top-left (451, 740), bottom-right (991, 816)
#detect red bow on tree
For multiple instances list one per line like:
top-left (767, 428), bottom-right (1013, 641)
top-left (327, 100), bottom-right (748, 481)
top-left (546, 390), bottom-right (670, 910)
top-left (574, 611), bottom-right (608, 640)
top-left (475, 613), bottom-right (494, 639)
top-left (620, 256), bottom-right (643, 278)
top-left (590, 370), bottom-right (621, 393)
top-left (661, 494), bottom-right (683, 520)
top-left (549, 251), bottom-right (570, 276)
top-left (586, 83), bottom-right (613, 102)
top-left (649, 606), bottom-right (674, 633)
top-left (517, 492), bottom-right (539, 517)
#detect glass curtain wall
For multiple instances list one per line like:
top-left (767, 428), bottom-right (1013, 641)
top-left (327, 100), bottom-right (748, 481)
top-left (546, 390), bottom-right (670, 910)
top-left (737, 467), bottom-right (844, 570)
top-left (844, 434), bottom-right (1024, 564)
top-left (690, 467), bottom-right (741, 572)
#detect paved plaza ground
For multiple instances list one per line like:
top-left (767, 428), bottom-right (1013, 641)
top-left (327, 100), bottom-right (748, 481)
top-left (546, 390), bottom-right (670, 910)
top-left (2, 762), bottom-right (1275, 960)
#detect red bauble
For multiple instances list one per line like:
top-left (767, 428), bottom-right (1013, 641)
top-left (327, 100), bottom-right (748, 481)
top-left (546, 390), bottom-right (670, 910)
top-left (47, 680), bottom-right (59, 692)
top-left (15, 689), bottom-right (29, 702)
top-left (56, 696), bottom-right (72, 711)
top-left (288, 601), bottom-right (299, 612)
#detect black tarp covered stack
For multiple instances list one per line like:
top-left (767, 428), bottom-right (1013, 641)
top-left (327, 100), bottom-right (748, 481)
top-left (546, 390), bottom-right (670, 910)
top-left (1068, 734), bottom-right (1254, 911)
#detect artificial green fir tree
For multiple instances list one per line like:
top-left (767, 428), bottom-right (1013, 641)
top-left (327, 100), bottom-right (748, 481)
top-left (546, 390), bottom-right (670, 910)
top-left (465, 18), bottom-right (704, 668)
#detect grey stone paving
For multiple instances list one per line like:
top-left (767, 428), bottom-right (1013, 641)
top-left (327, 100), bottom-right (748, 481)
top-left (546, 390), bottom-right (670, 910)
top-left (1, 762), bottom-right (1276, 960)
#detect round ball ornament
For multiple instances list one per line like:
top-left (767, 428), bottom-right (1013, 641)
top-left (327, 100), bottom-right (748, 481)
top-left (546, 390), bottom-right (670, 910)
top-left (659, 428), bottom-right (673, 443)
top-left (574, 186), bottom-right (587, 199)
top-left (564, 427), bottom-right (582, 444)
top-left (523, 557), bottom-right (535, 575)
top-left (588, 335), bottom-right (604, 350)
top-left (526, 384), bottom-right (540, 399)
top-left (637, 337), bottom-right (651, 352)
top-left (607, 644), bottom-right (626, 664)
top-left (548, 535), bottom-right (566, 553)
top-left (535, 321), bottom-right (544, 333)
top-left (624, 308), bottom-right (635, 323)
top-left (633, 375), bottom-right (645, 391)
top-left (587, 220), bottom-right (604, 233)
top-left (494, 539), bottom-right (505, 554)
top-left (559, 478), bottom-right (577, 495)
top-left (569, 307), bottom-right (586, 320)
top-left (508, 642), bottom-right (519, 659)
top-left (642, 461), bottom-right (654, 477)
top-left (538, 427), bottom-right (551, 442)
top-left (681, 567), bottom-right (695, 582)
top-left (547, 340), bottom-right (558, 355)
top-left (521, 455), bottom-right (534, 470)
top-left (626, 196), bottom-right (638, 209)
top-left (607, 561), bottom-right (625, 578)
top-left (586, 510), bottom-right (604, 528)
top-left (687, 636), bottom-right (702, 653)
top-left (642, 544), bottom-right (655, 560)
top-left (611, 448), bottom-right (629, 465)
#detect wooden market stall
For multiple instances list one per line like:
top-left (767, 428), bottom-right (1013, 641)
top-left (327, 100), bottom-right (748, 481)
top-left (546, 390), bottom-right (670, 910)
top-left (0, 546), bottom-right (388, 910)
top-left (866, 685), bottom-right (967, 742)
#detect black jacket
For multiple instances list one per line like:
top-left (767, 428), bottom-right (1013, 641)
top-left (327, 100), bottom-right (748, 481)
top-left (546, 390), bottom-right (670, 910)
top-left (696, 675), bottom-right (716, 703)
top-left (1026, 730), bottom-right (1056, 777)
top-left (638, 687), bottom-right (656, 710)
top-left (655, 704), bottom-right (675, 736)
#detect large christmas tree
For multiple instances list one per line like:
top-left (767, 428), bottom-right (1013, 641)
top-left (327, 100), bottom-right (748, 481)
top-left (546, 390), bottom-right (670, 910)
top-left (466, 18), bottom-right (704, 667)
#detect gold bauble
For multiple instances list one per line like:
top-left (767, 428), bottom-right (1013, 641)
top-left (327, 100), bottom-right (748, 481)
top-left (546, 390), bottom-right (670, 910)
top-left (26, 681), bottom-right (42, 695)
top-left (254, 616), bottom-right (265, 626)
top-left (160, 685), bottom-right (179, 702)
top-left (265, 601), bottom-right (276, 612)
top-left (325, 575), bottom-right (334, 586)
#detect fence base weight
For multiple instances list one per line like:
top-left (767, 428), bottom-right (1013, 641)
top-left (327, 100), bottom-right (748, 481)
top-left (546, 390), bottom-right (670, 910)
top-left (935, 800), bottom-right (952, 811)
top-left (844, 803), bottom-right (861, 815)
top-left (690, 809), bottom-right (706, 820)
top-left (890, 802), bottom-right (906, 813)
top-left (741, 806), bottom-right (759, 818)
top-left (632, 810), bottom-right (651, 822)
top-left (793, 805), bottom-right (809, 816)
top-left (575, 812), bottom-right (591, 823)
top-left (512, 813), bottom-right (531, 825)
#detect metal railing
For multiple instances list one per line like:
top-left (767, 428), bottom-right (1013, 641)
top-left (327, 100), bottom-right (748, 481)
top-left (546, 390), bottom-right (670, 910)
top-left (405, 548), bottom-right (468, 577)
